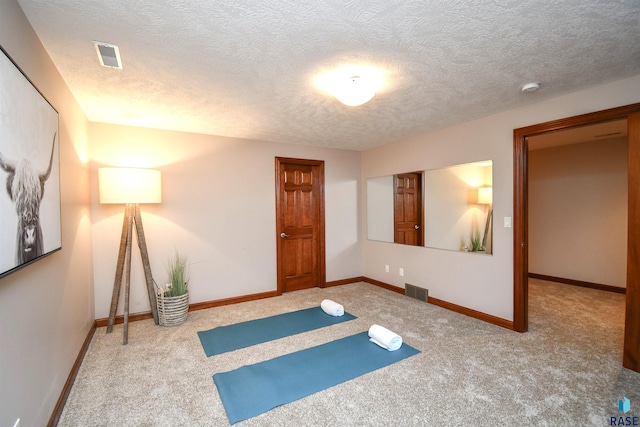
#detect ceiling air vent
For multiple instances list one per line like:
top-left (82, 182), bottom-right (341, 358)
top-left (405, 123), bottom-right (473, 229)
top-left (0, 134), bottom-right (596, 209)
top-left (93, 41), bottom-right (122, 69)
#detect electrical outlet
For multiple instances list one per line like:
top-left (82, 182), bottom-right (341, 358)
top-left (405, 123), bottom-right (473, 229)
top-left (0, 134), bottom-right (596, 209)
top-left (13, 419), bottom-right (20, 427)
top-left (399, 267), bottom-right (404, 276)
top-left (385, 264), bottom-right (389, 273)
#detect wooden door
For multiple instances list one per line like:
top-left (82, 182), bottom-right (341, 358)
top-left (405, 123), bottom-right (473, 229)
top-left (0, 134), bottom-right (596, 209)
top-left (394, 172), bottom-right (423, 245)
top-left (275, 157), bottom-right (325, 293)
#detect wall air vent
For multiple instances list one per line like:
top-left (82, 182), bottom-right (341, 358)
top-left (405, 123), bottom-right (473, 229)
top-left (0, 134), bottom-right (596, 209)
top-left (405, 283), bottom-right (428, 303)
top-left (93, 41), bottom-right (122, 69)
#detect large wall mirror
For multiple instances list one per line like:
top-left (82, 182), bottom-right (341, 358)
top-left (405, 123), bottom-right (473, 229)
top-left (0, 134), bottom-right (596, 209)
top-left (366, 160), bottom-right (493, 254)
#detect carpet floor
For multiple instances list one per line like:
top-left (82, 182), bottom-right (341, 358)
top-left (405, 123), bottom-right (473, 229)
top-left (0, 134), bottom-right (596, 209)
top-left (58, 279), bottom-right (640, 426)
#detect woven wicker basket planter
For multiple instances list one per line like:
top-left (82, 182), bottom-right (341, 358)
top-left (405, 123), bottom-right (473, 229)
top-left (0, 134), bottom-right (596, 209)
top-left (156, 291), bottom-right (189, 326)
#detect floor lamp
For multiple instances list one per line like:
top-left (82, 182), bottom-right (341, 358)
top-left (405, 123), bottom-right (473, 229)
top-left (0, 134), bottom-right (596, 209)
top-left (99, 167), bottom-right (162, 344)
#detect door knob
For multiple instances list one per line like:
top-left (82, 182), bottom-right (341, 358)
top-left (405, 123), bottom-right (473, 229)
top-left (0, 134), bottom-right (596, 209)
top-left (414, 225), bottom-right (420, 229)
top-left (280, 232), bottom-right (290, 238)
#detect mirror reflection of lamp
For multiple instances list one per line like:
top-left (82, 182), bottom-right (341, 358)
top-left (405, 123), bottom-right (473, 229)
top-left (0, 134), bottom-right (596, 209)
top-left (477, 187), bottom-right (493, 251)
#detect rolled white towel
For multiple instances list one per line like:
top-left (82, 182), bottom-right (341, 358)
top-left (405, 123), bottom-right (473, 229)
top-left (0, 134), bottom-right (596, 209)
top-left (320, 299), bottom-right (344, 317)
top-left (368, 324), bottom-right (403, 351)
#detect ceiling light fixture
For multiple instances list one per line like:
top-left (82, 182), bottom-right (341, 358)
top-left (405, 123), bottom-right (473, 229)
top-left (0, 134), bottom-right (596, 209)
top-left (316, 66), bottom-right (383, 107)
top-left (521, 82), bottom-right (540, 93)
top-left (333, 75), bottom-right (380, 106)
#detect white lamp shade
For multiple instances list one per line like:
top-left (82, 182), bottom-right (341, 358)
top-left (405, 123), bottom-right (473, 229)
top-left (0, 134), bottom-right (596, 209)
top-left (334, 76), bottom-right (380, 106)
top-left (99, 167), bottom-right (162, 204)
top-left (477, 187), bottom-right (492, 205)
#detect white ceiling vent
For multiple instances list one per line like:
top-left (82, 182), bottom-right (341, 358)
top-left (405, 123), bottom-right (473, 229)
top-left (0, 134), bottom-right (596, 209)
top-left (93, 41), bottom-right (122, 69)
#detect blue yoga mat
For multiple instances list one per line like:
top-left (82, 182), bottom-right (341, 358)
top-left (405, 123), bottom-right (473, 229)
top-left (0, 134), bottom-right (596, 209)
top-left (197, 307), bottom-right (356, 357)
top-left (213, 331), bottom-right (420, 424)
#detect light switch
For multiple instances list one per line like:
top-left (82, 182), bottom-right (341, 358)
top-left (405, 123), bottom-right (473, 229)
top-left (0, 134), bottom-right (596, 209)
top-left (504, 217), bottom-right (512, 228)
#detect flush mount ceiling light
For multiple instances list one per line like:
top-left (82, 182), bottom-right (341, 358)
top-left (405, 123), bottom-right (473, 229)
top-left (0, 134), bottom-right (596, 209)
top-left (316, 66), bottom-right (383, 107)
top-left (93, 41), bottom-right (123, 69)
top-left (333, 75), bottom-right (380, 106)
top-left (521, 82), bottom-right (540, 93)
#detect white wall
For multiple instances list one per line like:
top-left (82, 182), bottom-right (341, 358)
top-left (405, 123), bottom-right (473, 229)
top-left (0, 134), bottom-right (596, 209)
top-left (89, 123), bottom-right (362, 319)
top-left (367, 175), bottom-right (394, 242)
top-left (362, 75), bottom-right (640, 321)
top-left (528, 137), bottom-right (627, 287)
top-left (0, 2), bottom-right (94, 427)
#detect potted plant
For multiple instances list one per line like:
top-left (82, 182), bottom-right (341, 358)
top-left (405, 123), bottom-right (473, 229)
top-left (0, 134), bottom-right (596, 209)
top-left (156, 251), bottom-right (190, 326)
top-left (470, 231), bottom-right (482, 252)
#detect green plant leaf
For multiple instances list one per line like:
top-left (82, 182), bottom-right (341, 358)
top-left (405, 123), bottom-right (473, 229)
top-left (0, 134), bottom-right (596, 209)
top-left (165, 251), bottom-right (189, 297)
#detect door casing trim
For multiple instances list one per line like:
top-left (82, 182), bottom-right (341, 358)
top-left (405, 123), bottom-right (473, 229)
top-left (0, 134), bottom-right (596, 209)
top-left (513, 103), bottom-right (640, 372)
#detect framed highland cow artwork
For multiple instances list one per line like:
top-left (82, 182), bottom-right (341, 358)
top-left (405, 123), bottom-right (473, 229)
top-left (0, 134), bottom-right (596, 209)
top-left (0, 46), bottom-right (61, 279)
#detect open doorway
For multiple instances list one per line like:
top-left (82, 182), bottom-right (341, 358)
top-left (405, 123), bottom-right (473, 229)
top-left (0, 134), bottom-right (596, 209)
top-left (513, 103), bottom-right (640, 372)
top-left (527, 120), bottom-right (627, 291)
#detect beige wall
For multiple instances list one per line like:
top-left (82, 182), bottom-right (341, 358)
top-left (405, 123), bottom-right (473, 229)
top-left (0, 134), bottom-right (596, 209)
top-left (0, 2), bottom-right (94, 427)
top-left (362, 75), bottom-right (640, 321)
top-left (528, 137), bottom-right (627, 287)
top-left (89, 123), bottom-right (362, 319)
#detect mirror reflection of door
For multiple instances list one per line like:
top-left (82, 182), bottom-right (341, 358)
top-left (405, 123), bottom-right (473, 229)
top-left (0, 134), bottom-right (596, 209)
top-left (393, 172), bottom-right (423, 245)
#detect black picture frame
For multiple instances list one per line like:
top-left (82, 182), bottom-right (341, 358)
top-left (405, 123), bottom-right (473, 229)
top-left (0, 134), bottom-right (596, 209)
top-left (0, 45), bottom-right (61, 279)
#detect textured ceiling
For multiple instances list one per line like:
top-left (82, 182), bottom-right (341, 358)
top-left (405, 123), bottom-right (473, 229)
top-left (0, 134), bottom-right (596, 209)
top-left (15, 0), bottom-right (640, 151)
